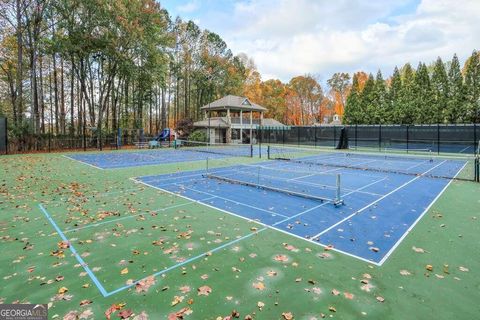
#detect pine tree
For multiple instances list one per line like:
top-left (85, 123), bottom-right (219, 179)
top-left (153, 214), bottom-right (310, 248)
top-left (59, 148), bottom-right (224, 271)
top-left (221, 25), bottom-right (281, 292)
top-left (399, 63), bottom-right (416, 124)
top-left (464, 50), bottom-right (480, 123)
top-left (414, 62), bottom-right (433, 124)
top-left (344, 73), bottom-right (361, 124)
top-left (361, 74), bottom-right (375, 124)
top-left (389, 66), bottom-right (402, 124)
top-left (373, 70), bottom-right (388, 124)
top-left (446, 54), bottom-right (465, 123)
top-left (431, 57), bottom-right (449, 123)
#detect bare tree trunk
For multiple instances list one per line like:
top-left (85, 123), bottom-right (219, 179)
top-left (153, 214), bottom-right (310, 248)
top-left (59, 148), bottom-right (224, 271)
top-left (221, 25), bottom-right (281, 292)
top-left (39, 56), bottom-right (45, 134)
top-left (70, 56), bottom-right (75, 136)
top-left (30, 43), bottom-right (40, 133)
top-left (15, 0), bottom-right (23, 126)
top-left (149, 85), bottom-right (153, 134)
top-left (52, 53), bottom-right (59, 134)
top-left (76, 76), bottom-right (81, 135)
top-left (60, 57), bottom-right (66, 134)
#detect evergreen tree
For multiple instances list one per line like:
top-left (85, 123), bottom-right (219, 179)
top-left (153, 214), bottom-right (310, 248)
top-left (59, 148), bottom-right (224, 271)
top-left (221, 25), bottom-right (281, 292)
top-left (414, 62), bottom-right (433, 124)
top-left (373, 70), bottom-right (388, 124)
top-left (360, 73), bottom-right (375, 124)
top-left (344, 73), bottom-right (361, 124)
top-left (431, 57), bottom-right (449, 123)
top-left (464, 50), bottom-right (480, 123)
top-left (446, 54), bottom-right (465, 123)
top-left (389, 66), bottom-right (402, 124)
top-left (398, 63), bottom-right (416, 124)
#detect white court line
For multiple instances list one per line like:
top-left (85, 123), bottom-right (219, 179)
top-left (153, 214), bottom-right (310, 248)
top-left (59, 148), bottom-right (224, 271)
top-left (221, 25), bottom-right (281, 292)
top-left (62, 155), bottom-right (105, 170)
top-left (405, 159), bottom-right (431, 171)
top-left (458, 145), bottom-right (471, 153)
top-left (63, 197), bottom-right (216, 233)
top-left (134, 170), bottom-right (389, 265)
top-left (138, 166), bottom-right (236, 184)
top-left (311, 160), bottom-right (448, 241)
top-left (175, 184), bottom-right (291, 219)
top-left (377, 161), bottom-right (468, 265)
top-left (264, 224), bottom-right (380, 266)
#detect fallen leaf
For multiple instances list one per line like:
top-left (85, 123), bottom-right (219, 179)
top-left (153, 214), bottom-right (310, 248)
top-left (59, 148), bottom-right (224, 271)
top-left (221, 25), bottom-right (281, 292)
top-left (58, 287), bottom-right (68, 294)
top-left (171, 296), bottom-right (184, 306)
top-left (253, 282), bottom-right (265, 291)
top-left (399, 270), bottom-right (411, 276)
top-left (376, 296), bottom-right (385, 302)
top-left (412, 246), bottom-right (425, 253)
top-left (274, 255), bottom-right (289, 262)
top-left (79, 300), bottom-right (92, 306)
top-left (179, 286), bottom-right (191, 294)
top-left (121, 268), bottom-right (129, 275)
top-left (197, 285), bottom-right (212, 296)
top-left (118, 309), bottom-right (133, 319)
top-left (282, 312), bottom-right (294, 319)
top-left (344, 292), bottom-right (354, 300)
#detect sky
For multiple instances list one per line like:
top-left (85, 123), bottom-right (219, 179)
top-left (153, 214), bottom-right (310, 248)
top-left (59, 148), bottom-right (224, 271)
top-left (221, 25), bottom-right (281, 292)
top-left (161, 0), bottom-right (480, 83)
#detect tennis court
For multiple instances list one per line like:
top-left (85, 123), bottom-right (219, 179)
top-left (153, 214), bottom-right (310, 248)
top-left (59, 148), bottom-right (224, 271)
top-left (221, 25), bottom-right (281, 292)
top-left (2, 143), bottom-right (480, 319)
top-left (65, 141), bottom-right (267, 169)
top-left (135, 149), bottom-right (469, 265)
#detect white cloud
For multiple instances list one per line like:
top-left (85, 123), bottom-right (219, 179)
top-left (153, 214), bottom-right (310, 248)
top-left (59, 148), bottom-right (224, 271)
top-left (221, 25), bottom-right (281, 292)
top-left (209, 0), bottom-right (480, 82)
top-left (177, 0), bottom-right (200, 13)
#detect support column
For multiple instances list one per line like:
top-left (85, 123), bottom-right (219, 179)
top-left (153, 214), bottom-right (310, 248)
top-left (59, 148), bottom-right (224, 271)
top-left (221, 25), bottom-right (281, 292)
top-left (226, 108), bottom-right (232, 143)
top-left (250, 111), bottom-right (253, 144)
top-left (240, 110), bottom-right (243, 143)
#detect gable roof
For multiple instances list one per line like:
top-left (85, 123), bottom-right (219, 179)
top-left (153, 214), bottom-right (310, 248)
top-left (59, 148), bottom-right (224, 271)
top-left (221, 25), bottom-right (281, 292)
top-left (201, 95), bottom-right (267, 112)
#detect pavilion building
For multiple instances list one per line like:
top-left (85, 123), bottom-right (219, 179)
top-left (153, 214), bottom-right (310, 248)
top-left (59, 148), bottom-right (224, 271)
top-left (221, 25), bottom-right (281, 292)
top-left (193, 95), bottom-right (284, 144)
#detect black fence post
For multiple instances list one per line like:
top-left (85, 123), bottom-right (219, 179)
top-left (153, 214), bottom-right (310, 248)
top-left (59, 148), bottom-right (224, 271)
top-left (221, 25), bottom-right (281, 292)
top-left (379, 125), bottom-right (382, 151)
top-left (437, 124), bottom-right (440, 155)
top-left (474, 123), bottom-right (477, 155)
top-left (406, 125), bottom-right (410, 153)
top-left (333, 126), bottom-right (336, 148)
top-left (258, 126), bottom-right (262, 158)
top-left (297, 127), bottom-right (300, 146)
top-left (355, 124), bottom-right (358, 150)
top-left (314, 126), bottom-right (317, 148)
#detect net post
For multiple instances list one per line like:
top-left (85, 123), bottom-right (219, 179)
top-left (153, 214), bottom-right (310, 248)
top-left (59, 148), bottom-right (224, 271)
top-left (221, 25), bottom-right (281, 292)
top-left (335, 174), bottom-right (343, 206)
top-left (267, 145), bottom-right (271, 159)
top-left (250, 144), bottom-right (253, 157)
top-left (206, 157), bottom-right (209, 175)
top-left (257, 166), bottom-right (260, 186)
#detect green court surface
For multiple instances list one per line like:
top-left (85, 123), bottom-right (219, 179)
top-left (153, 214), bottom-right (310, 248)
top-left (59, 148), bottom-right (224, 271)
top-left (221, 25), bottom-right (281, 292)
top-left (1, 152), bottom-right (479, 319)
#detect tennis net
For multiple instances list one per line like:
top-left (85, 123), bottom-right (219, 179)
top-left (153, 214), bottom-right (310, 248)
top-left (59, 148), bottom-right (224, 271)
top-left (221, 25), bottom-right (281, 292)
top-left (204, 162), bottom-right (343, 205)
top-left (267, 145), bottom-right (478, 182)
top-left (174, 140), bottom-right (253, 158)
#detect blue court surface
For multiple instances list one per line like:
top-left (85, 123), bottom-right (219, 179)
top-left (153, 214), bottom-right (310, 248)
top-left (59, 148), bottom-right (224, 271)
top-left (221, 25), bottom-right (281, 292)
top-left (65, 145), bottom-right (268, 169)
top-left (135, 154), bottom-right (467, 265)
